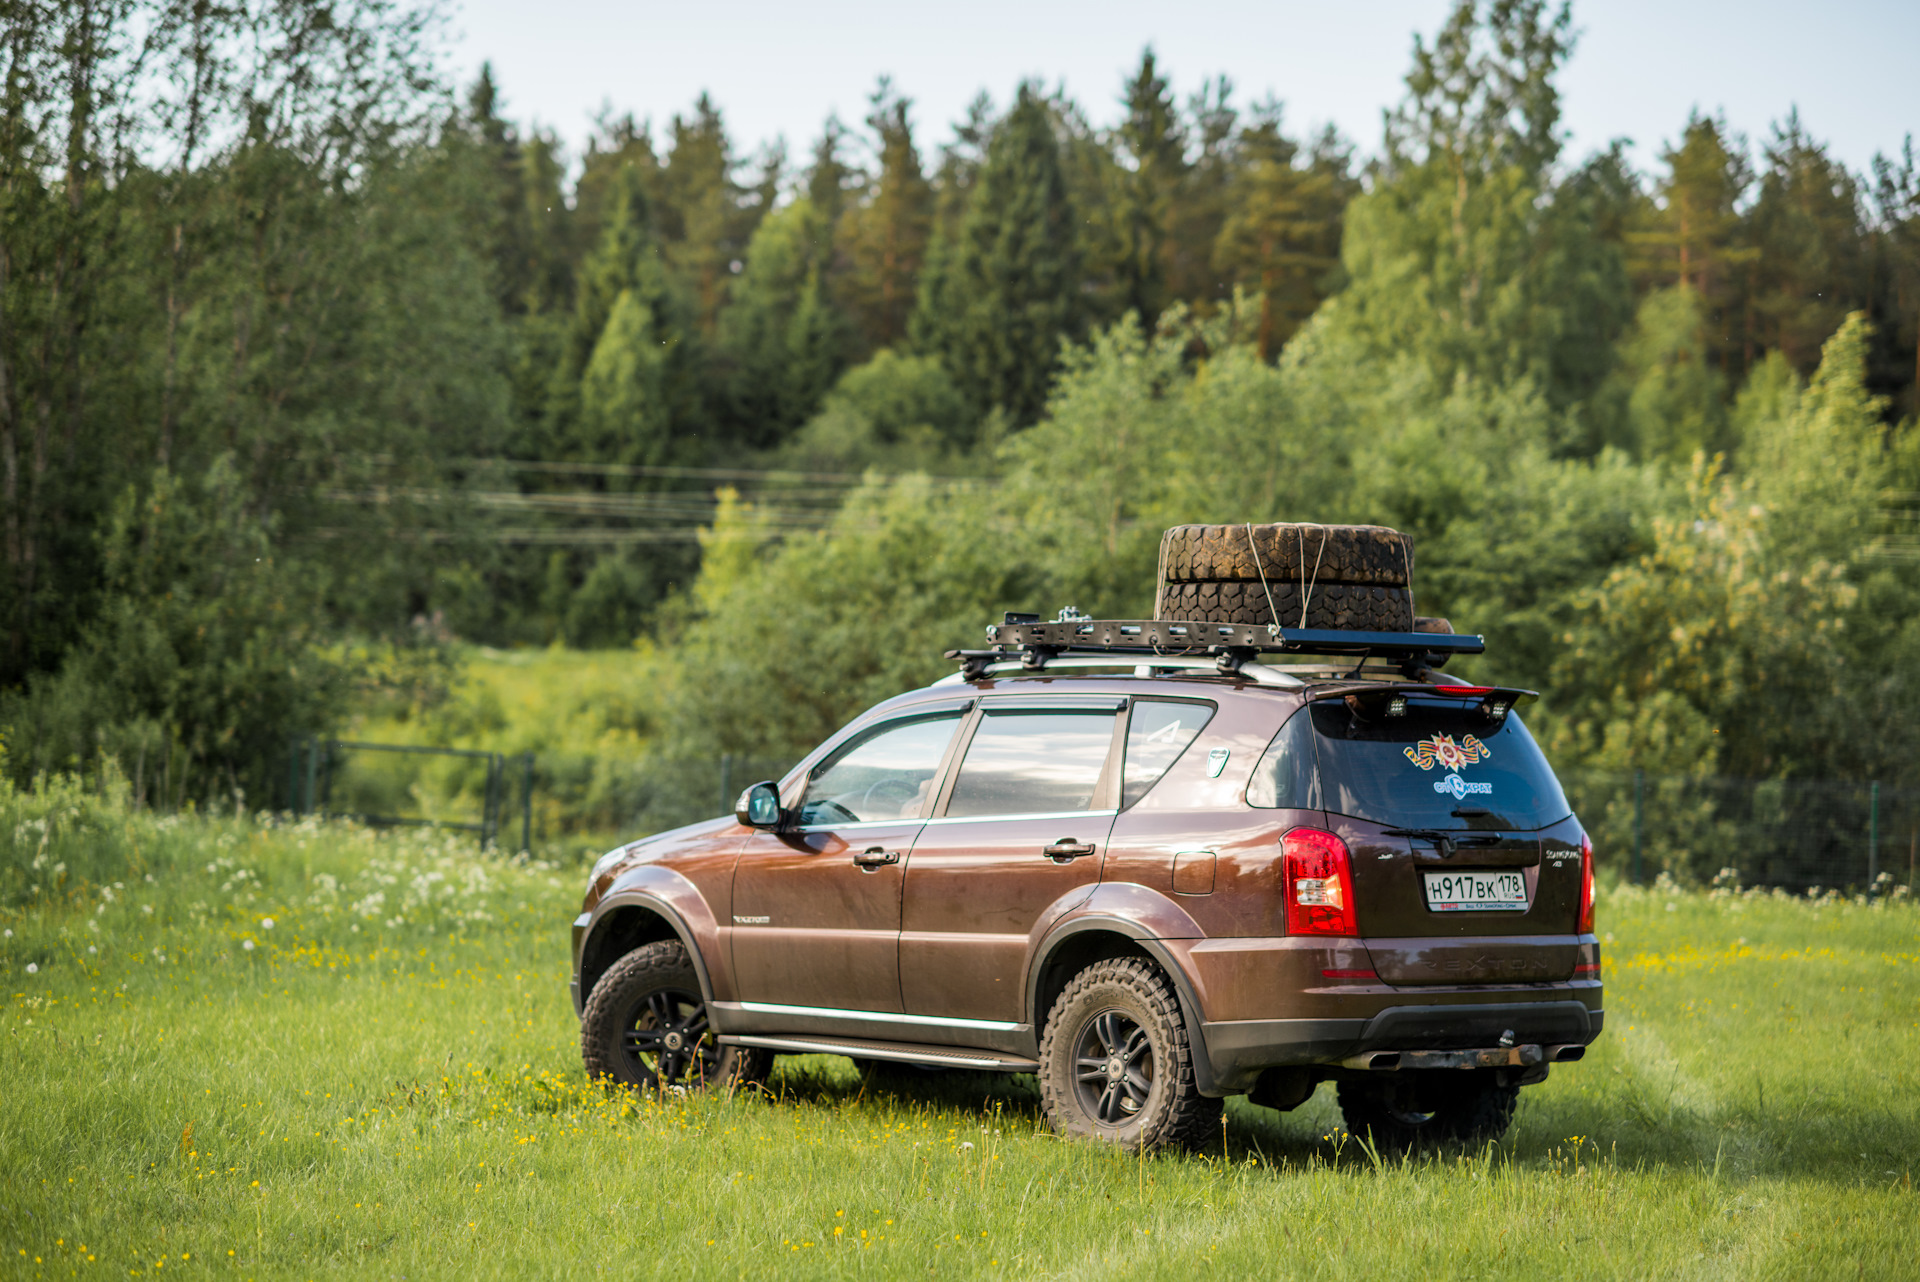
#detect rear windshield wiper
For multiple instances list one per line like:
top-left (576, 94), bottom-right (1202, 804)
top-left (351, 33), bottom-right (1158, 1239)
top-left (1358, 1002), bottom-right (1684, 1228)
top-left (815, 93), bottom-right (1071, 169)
top-left (1383, 827), bottom-right (1503, 859)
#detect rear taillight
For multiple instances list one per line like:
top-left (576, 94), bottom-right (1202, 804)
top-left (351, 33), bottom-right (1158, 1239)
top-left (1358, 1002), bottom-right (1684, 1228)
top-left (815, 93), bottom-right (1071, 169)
top-left (1282, 827), bottom-right (1357, 937)
top-left (1577, 831), bottom-right (1596, 934)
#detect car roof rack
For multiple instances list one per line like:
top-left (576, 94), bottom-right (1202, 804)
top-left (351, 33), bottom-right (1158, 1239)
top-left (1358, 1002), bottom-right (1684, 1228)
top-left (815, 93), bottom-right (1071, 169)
top-left (944, 611), bottom-right (1485, 683)
top-left (930, 654), bottom-right (1307, 688)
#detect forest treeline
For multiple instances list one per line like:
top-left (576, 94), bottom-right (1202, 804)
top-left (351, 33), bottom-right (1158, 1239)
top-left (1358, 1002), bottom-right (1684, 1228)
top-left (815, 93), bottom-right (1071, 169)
top-left (2, 0), bottom-right (1918, 810)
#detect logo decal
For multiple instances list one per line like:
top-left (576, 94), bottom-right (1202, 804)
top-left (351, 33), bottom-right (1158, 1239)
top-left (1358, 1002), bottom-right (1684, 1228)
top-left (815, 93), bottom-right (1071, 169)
top-left (732, 915), bottom-right (770, 925)
top-left (1433, 773), bottom-right (1493, 799)
top-left (1404, 733), bottom-right (1488, 771)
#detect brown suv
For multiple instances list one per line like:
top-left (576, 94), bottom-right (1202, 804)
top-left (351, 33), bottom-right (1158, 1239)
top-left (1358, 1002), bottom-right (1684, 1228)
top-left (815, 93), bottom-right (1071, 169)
top-left (571, 623), bottom-right (1601, 1152)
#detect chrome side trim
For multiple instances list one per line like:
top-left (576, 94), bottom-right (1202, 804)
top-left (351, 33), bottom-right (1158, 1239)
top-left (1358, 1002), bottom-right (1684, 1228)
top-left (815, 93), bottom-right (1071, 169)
top-left (736, 1000), bottom-right (1022, 1033)
top-left (921, 808), bottom-right (1118, 828)
top-left (792, 819), bottom-right (927, 834)
top-left (720, 1034), bottom-right (1039, 1072)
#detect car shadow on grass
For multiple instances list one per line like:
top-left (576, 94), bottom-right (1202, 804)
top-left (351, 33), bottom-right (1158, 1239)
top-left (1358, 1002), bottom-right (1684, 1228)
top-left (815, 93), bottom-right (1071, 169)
top-left (738, 1054), bottom-right (1920, 1184)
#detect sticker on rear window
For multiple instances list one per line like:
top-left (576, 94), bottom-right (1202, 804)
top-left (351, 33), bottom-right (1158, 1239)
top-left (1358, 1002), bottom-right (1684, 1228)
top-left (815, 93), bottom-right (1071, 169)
top-left (1404, 732), bottom-right (1488, 771)
top-left (1433, 773), bottom-right (1493, 799)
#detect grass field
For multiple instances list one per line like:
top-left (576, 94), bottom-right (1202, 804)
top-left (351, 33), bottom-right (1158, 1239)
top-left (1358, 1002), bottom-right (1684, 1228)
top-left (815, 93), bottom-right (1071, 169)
top-left (3, 779), bottom-right (1917, 1279)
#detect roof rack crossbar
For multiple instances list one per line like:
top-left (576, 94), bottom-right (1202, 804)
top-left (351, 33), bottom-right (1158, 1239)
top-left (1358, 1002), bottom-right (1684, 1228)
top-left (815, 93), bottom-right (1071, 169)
top-left (944, 617), bottom-right (1484, 682)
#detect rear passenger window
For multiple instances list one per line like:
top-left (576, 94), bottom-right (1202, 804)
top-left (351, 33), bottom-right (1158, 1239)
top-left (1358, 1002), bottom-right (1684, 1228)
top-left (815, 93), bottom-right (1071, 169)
top-left (945, 710), bottom-right (1117, 818)
top-left (1122, 700), bottom-right (1214, 808)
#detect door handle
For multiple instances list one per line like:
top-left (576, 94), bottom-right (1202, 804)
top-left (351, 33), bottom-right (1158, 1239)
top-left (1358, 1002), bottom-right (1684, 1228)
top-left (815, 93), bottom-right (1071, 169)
top-left (853, 847), bottom-right (901, 869)
top-left (1042, 839), bottom-right (1097, 862)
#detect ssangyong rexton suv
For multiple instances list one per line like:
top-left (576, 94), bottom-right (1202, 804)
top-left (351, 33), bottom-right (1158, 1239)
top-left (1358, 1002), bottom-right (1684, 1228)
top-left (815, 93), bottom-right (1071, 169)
top-left (570, 640), bottom-right (1600, 1153)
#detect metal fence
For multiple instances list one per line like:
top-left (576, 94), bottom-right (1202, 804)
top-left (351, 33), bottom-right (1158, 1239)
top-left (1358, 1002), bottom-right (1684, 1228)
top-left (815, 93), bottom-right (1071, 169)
top-left (1563, 771), bottom-right (1920, 892)
top-left (277, 737), bottom-right (1920, 891)
top-left (288, 738), bottom-right (534, 852)
top-left (523, 752), bottom-right (793, 849)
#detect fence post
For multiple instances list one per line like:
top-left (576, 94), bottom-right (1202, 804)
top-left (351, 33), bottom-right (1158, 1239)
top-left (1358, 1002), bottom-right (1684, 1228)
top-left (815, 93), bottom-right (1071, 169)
top-left (1632, 769), bottom-right (1644, 884)
top-left (304, 737), bottom-right (319, 818)
top-left (721, 753), bottom-right (734, 816)
top-left (485, 755), bottom-right (503, 852)
top-left (521, 753), bottom-right (534, 856)
top-left (1868, 781), bottom-right (1879, 888)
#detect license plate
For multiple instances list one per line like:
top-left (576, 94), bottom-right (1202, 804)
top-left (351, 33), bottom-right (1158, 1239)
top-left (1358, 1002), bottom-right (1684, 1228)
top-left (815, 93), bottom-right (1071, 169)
top-left (1422, 869), bottom-right (1528, 912)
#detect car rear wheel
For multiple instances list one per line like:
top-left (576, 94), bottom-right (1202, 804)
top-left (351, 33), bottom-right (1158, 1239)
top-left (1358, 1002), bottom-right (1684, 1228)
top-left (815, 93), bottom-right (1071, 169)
top-left (580, 941), bottom-right (770, 1092)
top-left (1038, 958), bottom-right (1221, 1153)
top-left (1336, 1072), bottom-right (1519, 1152)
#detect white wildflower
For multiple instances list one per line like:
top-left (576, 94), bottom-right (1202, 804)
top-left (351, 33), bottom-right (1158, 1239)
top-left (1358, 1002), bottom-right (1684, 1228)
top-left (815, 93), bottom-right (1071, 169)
top-left (242, 939), bottom-right (255, 952)
top-left (260, 917), bottom-right (275, 930)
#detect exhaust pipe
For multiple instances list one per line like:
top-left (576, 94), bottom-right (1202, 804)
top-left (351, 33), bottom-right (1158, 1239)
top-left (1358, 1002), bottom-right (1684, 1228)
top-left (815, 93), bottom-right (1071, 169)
top-left (1547, 1043), bottom-right (1586, 1063)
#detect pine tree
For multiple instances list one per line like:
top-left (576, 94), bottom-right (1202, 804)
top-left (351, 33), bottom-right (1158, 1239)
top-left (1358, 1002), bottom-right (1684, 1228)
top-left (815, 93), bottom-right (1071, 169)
top-left (579, 287), bottom-right (674, 465)
top-left (911, 84), bottom-right (1081, 424)
top-left (1213, 109), bottom-right (1355, 359)
top-left (838, 79), bottom-right (934, 351)
top-left (1872, 137), bottom-right (1920, 414)
top-left (719, 199), bottom-right (849, 443)
top-left (657, 94), bottom-right (757, 334)
top-left (1166, 75), bottom-right (1237, 305)
top-left (1748, 111), bottom-right (1867, 371)
top-left (547, 166), bottom-right (690, 457)
top-left (1110, 49), bottom-right (1188, 325)
top-left (806, 114), bottom-right (859, 229)
top-left (1333, 0), bottom-right (1631, 415)
top-left (573, 113), bottom-right (661, 280)
top-left (1625, 113), bottom-right (1756, 371)
top-left (464, 65), bottom-right (537, 315)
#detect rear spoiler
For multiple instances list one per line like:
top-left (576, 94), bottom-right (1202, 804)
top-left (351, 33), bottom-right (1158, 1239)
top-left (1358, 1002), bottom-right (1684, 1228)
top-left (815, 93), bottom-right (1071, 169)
top-left (1318, 683), bottom-right (1539, 721)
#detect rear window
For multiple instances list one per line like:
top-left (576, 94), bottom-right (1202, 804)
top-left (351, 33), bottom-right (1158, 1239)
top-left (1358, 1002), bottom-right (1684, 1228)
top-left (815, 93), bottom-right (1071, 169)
top-left (1248, 700), bottom-right (1570, 831)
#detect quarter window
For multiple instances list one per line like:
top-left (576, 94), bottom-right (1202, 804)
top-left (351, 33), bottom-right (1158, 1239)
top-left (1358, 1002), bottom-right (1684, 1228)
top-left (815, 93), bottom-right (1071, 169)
top-left (944, 710), bottom-right (1117, 818)
top-left (798, 712), bottom-right (964, 826)
top-left (1122, 700), bottom-right (1215, 807)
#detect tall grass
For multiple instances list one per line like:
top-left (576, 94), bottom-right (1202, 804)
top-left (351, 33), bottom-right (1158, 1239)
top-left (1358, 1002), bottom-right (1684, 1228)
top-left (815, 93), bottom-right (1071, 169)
top-left (2, 778), bottom-right (1916, 1278)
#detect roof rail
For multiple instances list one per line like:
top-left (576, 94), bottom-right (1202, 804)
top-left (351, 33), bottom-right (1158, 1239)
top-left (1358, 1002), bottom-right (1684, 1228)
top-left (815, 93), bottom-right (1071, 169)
top-left (944, 613), bottom-right (1484, 683)
top-left (929, 654), bottom-right (1305, 688)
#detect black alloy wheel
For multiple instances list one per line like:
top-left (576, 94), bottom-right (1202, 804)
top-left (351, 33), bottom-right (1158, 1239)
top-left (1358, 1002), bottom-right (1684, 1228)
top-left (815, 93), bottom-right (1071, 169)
top-left (622, 985), bottom-right (718, 1086)
top-left (580, 940), bottom-right (770, 1092)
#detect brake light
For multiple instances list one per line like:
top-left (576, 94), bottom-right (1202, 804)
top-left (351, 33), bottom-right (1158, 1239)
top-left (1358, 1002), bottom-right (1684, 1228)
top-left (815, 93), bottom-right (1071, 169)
top-left (1282, 827), bottom-right (1357, 937)
top-left (1578, 831), bottom-right (1596, 934)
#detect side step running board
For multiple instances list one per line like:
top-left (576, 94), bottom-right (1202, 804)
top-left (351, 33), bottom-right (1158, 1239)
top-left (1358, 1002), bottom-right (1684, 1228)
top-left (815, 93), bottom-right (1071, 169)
top-left (719, 1033), bottom-right (1039, 1073)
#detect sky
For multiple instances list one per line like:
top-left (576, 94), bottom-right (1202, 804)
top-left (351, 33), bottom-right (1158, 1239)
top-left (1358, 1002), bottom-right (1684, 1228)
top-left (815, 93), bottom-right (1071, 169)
top-left (447, 0), bottom-right (1919, 186)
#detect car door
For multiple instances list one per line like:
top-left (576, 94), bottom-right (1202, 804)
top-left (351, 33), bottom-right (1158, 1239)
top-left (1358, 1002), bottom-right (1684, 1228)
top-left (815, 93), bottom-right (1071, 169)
top-left (730, 707), bottom-right (968, 1013)
top-left (898, 698), bottom-right (1125, 1024)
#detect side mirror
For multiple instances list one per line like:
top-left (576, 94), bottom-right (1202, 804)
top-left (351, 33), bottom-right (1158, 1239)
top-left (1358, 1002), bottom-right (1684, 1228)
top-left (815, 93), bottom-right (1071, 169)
top-left (735, 781), bottom-right (783, 830)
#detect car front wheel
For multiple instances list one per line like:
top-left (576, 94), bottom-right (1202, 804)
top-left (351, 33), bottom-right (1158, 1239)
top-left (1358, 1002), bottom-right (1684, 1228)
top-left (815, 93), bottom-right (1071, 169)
top-left (580, 941), bottom-right (770, 1092)
top-left (1037, 957), bottom-right (1221, 1153)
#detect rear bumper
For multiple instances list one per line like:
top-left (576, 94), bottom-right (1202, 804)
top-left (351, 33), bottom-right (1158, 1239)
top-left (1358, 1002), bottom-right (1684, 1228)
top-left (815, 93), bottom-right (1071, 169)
top-left (1200, 1000), bottom-right (1603, 1091)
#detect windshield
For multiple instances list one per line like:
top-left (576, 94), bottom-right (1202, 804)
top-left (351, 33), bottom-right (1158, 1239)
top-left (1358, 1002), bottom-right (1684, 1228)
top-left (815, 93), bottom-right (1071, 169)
top-left (1249, 700), bottom-right (1570, 831)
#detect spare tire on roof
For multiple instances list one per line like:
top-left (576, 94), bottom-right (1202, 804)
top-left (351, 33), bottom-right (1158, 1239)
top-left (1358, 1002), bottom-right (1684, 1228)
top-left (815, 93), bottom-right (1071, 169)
top-left (1155, 580), bottom-right (1415, 632)
top-left (1157, 523), bottom-right (1414, 588)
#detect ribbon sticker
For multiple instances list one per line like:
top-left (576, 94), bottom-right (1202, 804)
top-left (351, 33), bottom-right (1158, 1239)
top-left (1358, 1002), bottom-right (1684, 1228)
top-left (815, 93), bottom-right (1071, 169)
top-left (1403, 732), bottom-right (1488, 771)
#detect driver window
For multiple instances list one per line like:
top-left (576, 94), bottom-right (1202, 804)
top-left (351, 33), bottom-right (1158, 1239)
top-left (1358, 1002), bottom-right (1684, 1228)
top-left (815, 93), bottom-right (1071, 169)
top-left (797, 712), bottom-right (964, 826)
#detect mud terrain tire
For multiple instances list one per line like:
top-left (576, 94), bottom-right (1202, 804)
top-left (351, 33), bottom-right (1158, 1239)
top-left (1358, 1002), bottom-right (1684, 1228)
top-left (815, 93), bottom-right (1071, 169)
top-left (1158, 523), bottom-right (1414, 586)
top-left (1156, 579), bottom-right (1414, 631)
top-left (1038, 958), bottom-right (1221, 1153)
top-left (580, 941), bottom-right (771, 1092)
